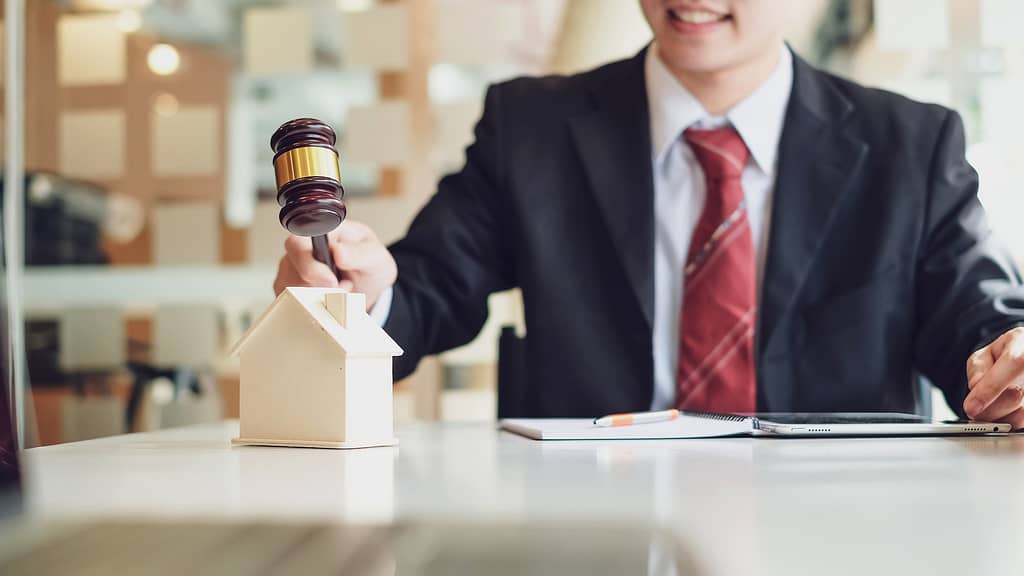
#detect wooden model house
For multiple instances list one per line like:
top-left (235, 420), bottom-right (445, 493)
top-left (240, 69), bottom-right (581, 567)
top-left (230, 287), bottom-right (403, 449)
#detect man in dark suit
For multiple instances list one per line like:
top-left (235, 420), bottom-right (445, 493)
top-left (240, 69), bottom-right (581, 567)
top-left (275, 0), bottom-right (1024, 428)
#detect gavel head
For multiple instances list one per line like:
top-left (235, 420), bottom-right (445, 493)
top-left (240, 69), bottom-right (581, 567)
top-left (270, 118), bottom-right (346, 237)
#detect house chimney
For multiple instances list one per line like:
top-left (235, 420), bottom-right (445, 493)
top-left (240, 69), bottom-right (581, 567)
top-left (325, 292), bottom-right (366, 329)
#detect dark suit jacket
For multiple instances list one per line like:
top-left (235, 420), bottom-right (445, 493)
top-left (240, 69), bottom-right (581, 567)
top-left (383, 48), bottom-right (1024, 418)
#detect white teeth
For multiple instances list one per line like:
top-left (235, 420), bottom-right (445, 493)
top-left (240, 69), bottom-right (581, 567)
top-left (670, 9), bottom-right (724, 24)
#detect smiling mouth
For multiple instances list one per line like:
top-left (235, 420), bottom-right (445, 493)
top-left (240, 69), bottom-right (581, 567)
top-left (666, 7), bottom-right (732, 26)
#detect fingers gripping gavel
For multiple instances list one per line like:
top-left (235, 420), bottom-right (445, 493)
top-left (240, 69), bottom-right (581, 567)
top-left (270, 118), bottom-right (346, 279)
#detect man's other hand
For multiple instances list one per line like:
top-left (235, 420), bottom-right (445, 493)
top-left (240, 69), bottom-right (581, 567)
top-left (964, 327), bottom-right (1024, 430)
top-left (273, 220), bottom-right (397, 309)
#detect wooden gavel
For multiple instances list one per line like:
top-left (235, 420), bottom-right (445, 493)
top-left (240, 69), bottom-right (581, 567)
top-left (270, 118), bottom-right (346, 279)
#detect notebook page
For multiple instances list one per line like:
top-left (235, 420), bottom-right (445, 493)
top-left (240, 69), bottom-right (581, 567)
top-left (500, 414), bottom-right (754, 440)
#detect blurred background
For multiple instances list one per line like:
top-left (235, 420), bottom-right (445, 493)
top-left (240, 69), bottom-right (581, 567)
top-left (4, 0), bottom-right (1023, 445)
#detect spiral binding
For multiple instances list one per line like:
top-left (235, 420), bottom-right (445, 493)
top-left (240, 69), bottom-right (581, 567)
top-left (679, 411), bottom-right (750, 422)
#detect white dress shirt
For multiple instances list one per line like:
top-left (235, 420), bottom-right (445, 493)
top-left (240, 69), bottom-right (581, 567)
top-left (647, 44), bottom-right (793, 409)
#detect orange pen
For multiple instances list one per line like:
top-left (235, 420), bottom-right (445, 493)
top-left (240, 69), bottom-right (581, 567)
top-left (593, 409), bottom-right (680, 427)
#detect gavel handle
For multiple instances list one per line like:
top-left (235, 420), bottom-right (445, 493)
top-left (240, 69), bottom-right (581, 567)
top-left (312, 235), bottom-right (342, 280)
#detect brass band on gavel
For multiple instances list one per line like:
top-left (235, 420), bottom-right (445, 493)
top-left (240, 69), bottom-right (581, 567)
top-left (273, 145), bottom-right (342, 190)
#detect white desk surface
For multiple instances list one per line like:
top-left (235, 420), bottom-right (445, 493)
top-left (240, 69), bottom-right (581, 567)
top-left (22, 421), bottom-right (1024, 576)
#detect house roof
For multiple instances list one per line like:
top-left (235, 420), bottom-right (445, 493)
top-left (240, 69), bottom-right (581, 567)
top-left (229, 287), bottom-right (403, 358)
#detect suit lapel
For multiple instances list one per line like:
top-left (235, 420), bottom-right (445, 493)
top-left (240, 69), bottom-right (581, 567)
top-left (758, 56), bottom-right (870, 358)
top-left (562, 51), bottom-right (868, 360)
top-left (568, 50), bottom-right (656, 327)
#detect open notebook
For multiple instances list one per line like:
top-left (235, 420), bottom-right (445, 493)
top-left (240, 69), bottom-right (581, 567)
top-left (500, 412), bottom-right (1011, 440)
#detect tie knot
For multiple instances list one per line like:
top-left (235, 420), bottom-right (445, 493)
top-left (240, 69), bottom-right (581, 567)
top-left (684, 126), bottom-right (750, 180)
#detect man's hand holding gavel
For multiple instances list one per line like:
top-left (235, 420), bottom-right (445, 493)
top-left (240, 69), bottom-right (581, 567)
top-left (270, 118), bottom-right (396, 308)
top-left (274, 221), bottom-right (397, 309)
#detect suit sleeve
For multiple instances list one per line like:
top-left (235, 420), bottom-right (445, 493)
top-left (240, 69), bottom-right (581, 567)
top-left (913, 110), bottom-right (1024, 416)
top-left (384, 85), bottom-right (516, 380)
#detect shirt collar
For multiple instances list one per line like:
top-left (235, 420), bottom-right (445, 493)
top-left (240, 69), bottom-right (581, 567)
top-left (645, 43), bottom-right (793, 176)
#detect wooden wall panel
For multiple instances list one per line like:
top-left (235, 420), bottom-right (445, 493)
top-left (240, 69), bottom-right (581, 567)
top-left (26, 5), bottom-right (231, 266)
top-left (125, 315), bottom-right (153, 365)
top-left (102, 219), bottom-right (152, 265)
top-left (375, 0), bottom-right (434, 202)
top-left (220, 220), bottom-right (248, 264)
top-left (26, 1), bottom-right (60, 174)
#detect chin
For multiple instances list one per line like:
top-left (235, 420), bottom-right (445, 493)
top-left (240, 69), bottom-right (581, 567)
top-left (657, 43), bottom-right (734, 74)
top-left (668, 54), bottom-right (731, 73)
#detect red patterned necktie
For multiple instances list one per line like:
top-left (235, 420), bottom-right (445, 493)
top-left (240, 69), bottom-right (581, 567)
top-left (676, 126), bottom-right (757, 413)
